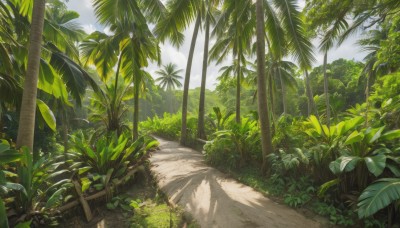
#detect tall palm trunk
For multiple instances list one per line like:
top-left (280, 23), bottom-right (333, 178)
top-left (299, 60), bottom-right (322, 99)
top-left (323, 52), bottom-right (330, 127)
top-left (133, 76), bottom-right (140, 140)
top-left (235, 50), bottom-right (241, 124)
top-left (197, 14), bottom-right (210, 140)
top-left (304, 69), bottom-right (315, 116)
top-left (16, 0), bottom-right (46, 160)
top-left (180, 14), bottom-right (201, 145)
top-left (256, 0), bottom-right (273, 174)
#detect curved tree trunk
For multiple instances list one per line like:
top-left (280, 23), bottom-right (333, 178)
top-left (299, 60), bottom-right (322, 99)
top-left (197, 13), bottom-right (210, 140)
top-left (17, 0), bottom-right (46, 161)
top-left (235, 51), bottom-right (241, 124)
top-left (180, 14), bottom-right (201, 145)
top-left (256, 0), bottom-right (273, 174)
top-left (323, 52), bottom-right (330, 127)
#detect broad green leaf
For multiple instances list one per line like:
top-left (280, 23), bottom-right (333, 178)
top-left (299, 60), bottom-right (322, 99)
top-left (46, 187), bottom-right (66, 208)
top-left (358, 178), bottom-right (400, 218)
top-left (329, 160), bottom-right (341, 175)
top-left (380, 130), bottom-right (400, 141)
top-left (37, 99), bottom-right (56, 131)
top-left (344, 131), bottom-right (363, 145)
top-left (309, 115), bottom-right (322, 135)
top-left (366, 126), bottom-right (385, 144)
top-left (340, 156), bottom-right (361, 173)
top-left (364, 155), bottom-right (386, 177)
top-left (0, 149), bottom-right (21, 164)
top-left (343, 116), bottom-right (364, 134)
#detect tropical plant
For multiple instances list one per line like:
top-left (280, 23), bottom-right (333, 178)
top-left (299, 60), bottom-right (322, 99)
top-left (68, 131), bottom-right (158, 192)
top-left (1, 140), bottom-right (71, 227)
top-left (155, 63), bottom-right (183, 91)
top-left (357, 178), bottom-right (400, 218)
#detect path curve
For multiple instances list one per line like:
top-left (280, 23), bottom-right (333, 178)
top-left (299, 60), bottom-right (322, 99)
top-left (149, 137), bottom-right (322, 228)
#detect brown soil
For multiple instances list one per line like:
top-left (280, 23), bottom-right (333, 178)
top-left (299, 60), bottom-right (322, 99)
top-left (150, 137), bottom-right (324, 228)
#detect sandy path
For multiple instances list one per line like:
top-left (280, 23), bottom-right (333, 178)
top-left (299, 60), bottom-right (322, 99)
top-left (149, 137), bottom-right (322, 228)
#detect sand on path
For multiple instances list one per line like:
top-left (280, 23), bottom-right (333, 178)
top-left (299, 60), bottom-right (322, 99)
top-left (149, 137), bottom-right (322, 228)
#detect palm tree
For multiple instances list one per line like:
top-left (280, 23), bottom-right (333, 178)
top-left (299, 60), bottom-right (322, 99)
top-left (316, 12), bottom-right (349, 127)
top-left (92, 0), bottom-right (163, 140)
top-left (155, 0), bottom-right (220, 144)
top-left (16, 0), bottom-right (46, 159)
top-left (155, 63), bottom-right (183, 91)
top-left (255, 0), bottom-right (273, 173)
top-left (210, 0), bottom-right (255, 124)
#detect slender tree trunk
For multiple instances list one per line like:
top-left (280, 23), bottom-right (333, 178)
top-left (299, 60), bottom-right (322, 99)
top-left (323, 52), bottom-right (330, 127)
top-left (180, 14), bottom-right (201, 145)
top-left (235, 52), bottom-right (241, 124)
top-left (364, 73), bottom-right (370, 127)
top-left (304, 69), bottom-right (315, 116)
top-left (16, 0), bottom-right (46, 161)
top-left (256, 0), bottom-right (273, 174)
top-left (197, 14), bottom-right (210, 140)
top-left (279, 72), bottom-right (287, 115)
top-left (133, 76), bottom-right (140, 140)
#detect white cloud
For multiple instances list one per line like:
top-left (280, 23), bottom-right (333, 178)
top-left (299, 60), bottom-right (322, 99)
top-left (82, 24), bottom-right (96, 34)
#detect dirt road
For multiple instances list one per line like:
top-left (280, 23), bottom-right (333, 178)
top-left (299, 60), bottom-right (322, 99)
top-left (149, 137), bottom-right (322, 228)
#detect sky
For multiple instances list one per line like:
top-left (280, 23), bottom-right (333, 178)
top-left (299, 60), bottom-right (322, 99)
top-left (66, 0), bottom-right (367, 90)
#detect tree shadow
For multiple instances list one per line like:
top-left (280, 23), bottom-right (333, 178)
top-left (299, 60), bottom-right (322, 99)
top-left (151, 138), bottom-right (322, 228)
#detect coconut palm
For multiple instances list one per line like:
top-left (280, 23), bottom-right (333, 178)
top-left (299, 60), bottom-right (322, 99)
top-left (210, 1), bottom-right (255, 124)
top-left (155, 63), bottom-right (183, 91)
top-left (91, 0), bottom-right (163, 140)
top-left (155, 0), bottom-right (220, 144)
top-left (16, 0), bottom-right (46, 157)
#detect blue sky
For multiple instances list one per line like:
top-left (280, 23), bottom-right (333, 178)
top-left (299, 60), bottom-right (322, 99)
top-left (66, 0), bottom-right (367, 90)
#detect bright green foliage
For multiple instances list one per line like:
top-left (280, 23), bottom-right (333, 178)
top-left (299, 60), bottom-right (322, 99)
top-left (358, 178), bottom-right (400, 218)
top-left (140, 113), bottom-right (199, 144)
top-left (0, 140), bottom-right (71, 226)
top-left (204, 118), bottom-right (261, 168)
top-left (68, 131), bottom-right (157, 191)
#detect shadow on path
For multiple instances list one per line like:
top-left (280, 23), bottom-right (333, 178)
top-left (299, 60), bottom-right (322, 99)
top-left (150, 137), bottom-right (322, 228)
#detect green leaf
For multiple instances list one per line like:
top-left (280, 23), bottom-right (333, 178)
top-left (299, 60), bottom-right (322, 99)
top-left (46, 187), bottom-right (66, 208)
top-left (366, 126), bottom-right (385, 144)
top-left (339, 156), bottom-right (361, 173)
top-left (318, 179), bottom-right (339, 197)
top-left (0, 149), bottom-right (21, 164)
top-left (380, 130), bottom-right (400, 141)
top-left (309, 115), bottom-right (322, 135)
top-left (344, 131), bottom-right (363, 145)
top-left (0, 140), bottom-right (10, 153)
top-left (37, 99), bottom-right (56, 131)
top-left (14, 221), bottom-right (31, 228)
top-left (358, 178), bottom-right (400, 218)
top-left (81, 177), bottom-right (92, 192)
top-left (0, 198), bottom-right (9, 228)
top-left (78, 166), bottom-right (92, 175)
top-left (364, 155), bottom-right (386, 177)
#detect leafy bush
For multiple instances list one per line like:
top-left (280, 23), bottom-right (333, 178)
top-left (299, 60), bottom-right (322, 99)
top-left (68, 130), bottom-right (158, 192)
top-left (0, 139), bottom-right (71, 227)
top-left (204, 118), bottom-right (261, 169)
